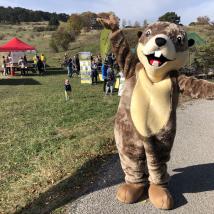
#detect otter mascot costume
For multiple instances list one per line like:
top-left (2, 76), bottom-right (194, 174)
top-left (97, 15), bottom-right (214, 210)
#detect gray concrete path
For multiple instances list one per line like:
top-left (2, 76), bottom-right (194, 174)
top-left (69, 100), bottom-right (214, 214)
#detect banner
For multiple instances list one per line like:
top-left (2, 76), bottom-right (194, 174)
top-left (100, 28), bottom-right (111, 60)
top-left (79, 52), bottom-right (92, 84)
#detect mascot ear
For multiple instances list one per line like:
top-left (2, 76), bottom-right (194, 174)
top-left (188, 39), bottom-right (195, 47)
top-left (137, 31), bottom-right (143, 38)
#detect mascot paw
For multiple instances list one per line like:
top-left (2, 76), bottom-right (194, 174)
top-left (96, 14), bottom-right (119, 31)
top-left (116, 183), bottom-right (146, 204)
top-left (148, 184), bottom-right (174, 210)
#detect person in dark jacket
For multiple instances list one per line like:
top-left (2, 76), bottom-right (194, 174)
top-left (64, 79), bottom-right (72, 101)
top-left (106, 65), bottom-right (115, 95)
top-left (66, 58), bottom-right (73, 78)
top-left (91, 60), bottom-right (98, 85)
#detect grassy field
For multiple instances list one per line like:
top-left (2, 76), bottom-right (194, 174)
top-left (0, 71), bottom-right (119, 213)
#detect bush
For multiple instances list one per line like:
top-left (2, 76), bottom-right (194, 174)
top-left (189, 22), bottom-right (196, 26)
top-left (33, 26), bottom-right (57, 32)
top-left (49, 15), bottom-right (60, 27)
top-left (49, 38), bottom-right (59, 53)
top-left (50, 27), bottom-right (76, 51)
top-left (0, 34), bottom-right (5, 40)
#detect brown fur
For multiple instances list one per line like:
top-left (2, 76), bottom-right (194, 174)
top-left (107, 20), bottom-right (214, 185)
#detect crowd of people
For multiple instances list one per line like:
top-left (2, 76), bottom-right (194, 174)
top-left (91, 53), bottom-right (124, 96)
top-left (63, 53), bottom-right (80, 78)
top-left (1, 52), bottom-right (47, 76)
top-left (1, 50), bottom-right (124, 100)
top-left (63, 52), bottom-right (124, 101)
top-left (33, 53), bottom-right (47, 75)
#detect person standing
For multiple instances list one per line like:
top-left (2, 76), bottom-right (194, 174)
top-left (75, 54), bottom-right (80, 75)
top-left (64, 79), bottom-right (72, 101)
top-left (37, 57), bottom-right (44, 75)
top-left (106, 65), bottom-right (115, 95)
top-left (91, 60), bottom-right (98, 85)
top-left (101, 60), bottom-right (108, 91)
top-left (40, 53), bottom-right (47, 71)
top-left (66, 58), bottom-right (73, 78)
top-left (33, 54), bottom-right (39, 72)
top-left (18, 57), bottom-right (26, 76)
top-left (2, 56), bottom-right (7, 76)
top-left (23, 54), bottom-right (28, 63)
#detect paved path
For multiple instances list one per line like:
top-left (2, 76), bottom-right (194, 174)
top-left (69, 100), bottom-right (214, 214)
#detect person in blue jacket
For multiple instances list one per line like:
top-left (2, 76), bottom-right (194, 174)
top-left (101, 60), bottom-right (108, 92)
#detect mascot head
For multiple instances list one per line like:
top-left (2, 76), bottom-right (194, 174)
top-left (137, 22), bottom-right (194, 82)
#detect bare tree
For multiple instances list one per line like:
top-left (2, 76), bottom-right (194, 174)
top-left (134, 21), bottom-right (141, 27)
top-left (143, 19), bottom-right (148, 27)
top-left (197, 16), bottom-right (210, 25)
top-left (122, 19), bottom-right (127, 28)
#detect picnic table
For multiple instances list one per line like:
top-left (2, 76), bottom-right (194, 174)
top-left (6, 62), bottom-right (35, 75)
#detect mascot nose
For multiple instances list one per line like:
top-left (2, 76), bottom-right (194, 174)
top-left (155, 37), bottom-right (167, 47)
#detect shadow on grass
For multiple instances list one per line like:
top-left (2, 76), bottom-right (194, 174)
top-left (25, 68), bottom-right (67, 76)
top-left (0, 78), bottom-right (41, 85)
top-left (15, 154), bottom-right (122, 214)
top-left (46, 68), bottom-right (68, 76)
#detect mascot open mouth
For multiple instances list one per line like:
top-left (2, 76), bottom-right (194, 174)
top-left (146, 51), bottom-right (171, 67)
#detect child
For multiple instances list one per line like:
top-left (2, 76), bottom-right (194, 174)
top-left (106, 65), bottom-right (115, 95)
top-left (64, 79), bottom-right (72, 101)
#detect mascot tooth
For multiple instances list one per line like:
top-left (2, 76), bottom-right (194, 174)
top-left (98, 15), bottom-right (214, 210)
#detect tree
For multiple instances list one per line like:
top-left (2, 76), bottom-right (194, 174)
top-left (128, 20), bottom-right (132, 26)
top-left (50, 27), bottom-right (76, 51)
top-left (67, 14), bottom-right (83, 35)
top-left (49, 15), bottom-right (60, 27)
top-left (158, 12), bottom-right (180, 24)
top-left (197, 16), bottom-right (210, 25)
top-left (122, 19), bottom-right (127, 28)
top-left (193, 43), bottom-right (214, 73)
top-left (134, 21), bottom-right (141, 27)
top-left (0, 6), bottom-right (68, 24)
top-left (143, 19), bottom-right (148, 27)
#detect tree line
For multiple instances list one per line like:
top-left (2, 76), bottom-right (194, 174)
top-left (0, 6), bottom-right (69, 24)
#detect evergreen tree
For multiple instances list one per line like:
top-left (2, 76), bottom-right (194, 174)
top-left (158, 12), bottom-right (180, 24)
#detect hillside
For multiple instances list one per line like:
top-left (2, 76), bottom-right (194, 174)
top-left (0, 22), bottom-right (213, 68)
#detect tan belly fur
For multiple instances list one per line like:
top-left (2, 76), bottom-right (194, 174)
top-left (130, 68), bottom-right (172, 137)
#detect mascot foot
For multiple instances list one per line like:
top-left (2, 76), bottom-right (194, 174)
top-left (149, 183), bottom-right (174, 210)
top-left (116, 183), bottom-right (146, 204)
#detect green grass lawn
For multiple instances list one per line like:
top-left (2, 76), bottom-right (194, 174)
top-left (0, 70), bottom-right (119, 213)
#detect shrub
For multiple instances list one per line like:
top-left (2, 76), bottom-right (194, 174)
top-left (33, 26), bottom-right (57, 32)
top-left (50, 27), bottom-right (76, 51)
top-left (0, 34), bottom-right (5, 40)
top-left (49, 38), bottom-right (59, 53)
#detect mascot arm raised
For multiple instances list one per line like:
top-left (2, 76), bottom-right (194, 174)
top-left (97, 15), bottom-right (139, 79)
top-left (178, 75), bottom-right (214, 99)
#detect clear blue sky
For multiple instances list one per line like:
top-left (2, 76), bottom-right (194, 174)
top-left (1, 0), bottom-right (214, 24)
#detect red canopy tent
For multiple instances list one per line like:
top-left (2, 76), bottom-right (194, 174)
top-left (0, 37), bottom-right (35, 52)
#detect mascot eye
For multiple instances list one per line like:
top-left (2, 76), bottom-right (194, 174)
top-left (145, 29), bottom-right (151, 37)
top-left (177, 36), bottom-right (183, 44)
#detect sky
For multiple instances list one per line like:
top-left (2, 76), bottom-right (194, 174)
top-left (1, 0), bottom-right (214, 25)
